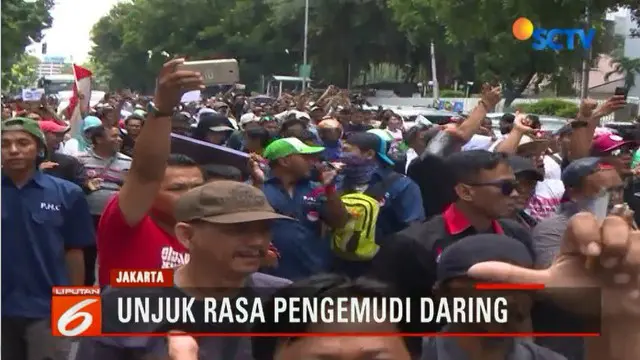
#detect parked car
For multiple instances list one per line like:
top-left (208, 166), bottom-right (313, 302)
top-left (486, 112), bottom-right (569, 136)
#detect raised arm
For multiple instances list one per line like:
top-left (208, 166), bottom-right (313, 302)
top-left (117, 59), bottom-right (204, 225)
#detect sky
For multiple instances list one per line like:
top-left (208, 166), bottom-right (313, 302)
top-left (26, 0), bottom-right (124, 63)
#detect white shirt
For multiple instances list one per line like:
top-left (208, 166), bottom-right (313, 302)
top-left (405, 148), bottom-right (418, 173)
top-left (59, 138), bottom-right (80, 156)
top-left (463, 135), bottom-right (494, 151)
top-left (526, 179), bottom-right (565, 221)
top-left (543, 154), bottom-right (563, 180)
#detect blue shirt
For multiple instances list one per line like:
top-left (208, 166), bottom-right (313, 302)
top-left (2, 171), bottom-right (95, 318)
top-left (261, 177), bottom-right (332, 280)
top-left (357, 167), bottom-right (425, 242)
top-left (322, 140), bottom-right (342, 161)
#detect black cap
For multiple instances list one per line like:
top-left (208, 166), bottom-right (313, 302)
top-left (345, 132), bottom-right (394, 165)
top-left (508, 155), bottom-right (543, 181)
top-left (437, 234), bottom-right (534, 283)
top-left (561, 157), bottom-right (603, 189)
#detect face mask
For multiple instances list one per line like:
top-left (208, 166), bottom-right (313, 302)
top-left (340, 153), bottom-right (377, 185)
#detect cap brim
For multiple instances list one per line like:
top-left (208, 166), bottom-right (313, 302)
top-left (200, 211), bottom-right (293, 224)
top-left (378, 152), bottom-right (395, 166)
top-left (517, 139), bottom-right (550, 154)
top-left (298, 146), bottom-right (325, 155)
top-left (48, 126), bottom-right (69, 133)
top-left (601, 140), bottom-right (637, 152)
top-left (209, 126), bottom-right (234, 132)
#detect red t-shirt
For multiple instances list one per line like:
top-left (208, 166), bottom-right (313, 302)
top-left (97, 195), bottom-right (189, 285)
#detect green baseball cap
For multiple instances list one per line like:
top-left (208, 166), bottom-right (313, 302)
top-left (263, 137), bottom-right (325, 161)
top-left (2, 117), bottom-right (48, 160)
top-left (2, 117), bottom-right (46, 146)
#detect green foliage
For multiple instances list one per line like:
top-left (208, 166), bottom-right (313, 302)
top-left (90, 0), bottom-right (299, 92)
top-left (519, 99), bottom-right (578, 117)
top-left (387, 0), bottom-right (630, 105)
top-left (89, 0), bottom-right (636, 95)
top-left (605, 57), bottom-right (640, 89)
top-left (2, 54), bottom-right (40, 94)
top-left (1, 0), bottom-right (53, 73)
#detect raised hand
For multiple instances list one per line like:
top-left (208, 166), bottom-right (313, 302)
top-left (480, 83), bottom-right (502, 109)
top-left (154, 58), bottom-right (204, 114)
top-left (467, 212), bottom-right (640, 319)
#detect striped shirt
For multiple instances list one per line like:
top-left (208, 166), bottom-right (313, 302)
top-left (77, 149), bottom-right (131, 215)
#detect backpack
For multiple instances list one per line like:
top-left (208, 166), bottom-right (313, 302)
top-left (331, 172), bottom-right (402, 261)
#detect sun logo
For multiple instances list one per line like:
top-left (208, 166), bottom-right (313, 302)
top-left (512, 17), bottom-right (534, 41)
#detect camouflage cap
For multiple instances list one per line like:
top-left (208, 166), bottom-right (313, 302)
top-left (174, 180), bottom-right (292, 224)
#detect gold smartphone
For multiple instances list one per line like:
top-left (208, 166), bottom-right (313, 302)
top-left (178, 59), bottom-right (239, 85)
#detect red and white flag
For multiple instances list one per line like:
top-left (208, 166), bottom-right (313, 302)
top-left (67, 64), bottom-right (92, 137)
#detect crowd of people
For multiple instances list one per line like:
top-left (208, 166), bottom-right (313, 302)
top-left (2, 58), bottom-right (640, 360)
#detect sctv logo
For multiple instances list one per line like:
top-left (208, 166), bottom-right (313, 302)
top-left (512, 17), bottom-right (595, 51)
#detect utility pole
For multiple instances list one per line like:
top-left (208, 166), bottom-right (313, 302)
top-left (580, 3), bottom-right (591, 99)
top-left (430, 41), bottom-right (439, 99)
top-left (302, 0), bottom-right (309, 91)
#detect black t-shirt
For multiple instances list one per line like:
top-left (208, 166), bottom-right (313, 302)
top-left (406, 132), bottom-right (461, 219)
top-left (44, 152), bottom-right (87, 190)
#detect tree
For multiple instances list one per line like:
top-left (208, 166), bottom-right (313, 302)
top-left (2, 54), bottom-right (40, 93)
top-left (605, 56), bottom-right (640, 88)
top-left (267, 0), bottom-right (411, 87)
top-left (388, 0), bottom-right (629, 105)
top-left (90, 0), bottom-right (295, 92)
top-left (1, 0), bottom-right (53, 73)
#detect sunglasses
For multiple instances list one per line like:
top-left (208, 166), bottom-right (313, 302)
top-left (466, 179), bottom-right (518, 196)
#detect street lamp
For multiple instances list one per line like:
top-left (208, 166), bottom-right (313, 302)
top-left (302, 0), bottom-right (309, 91)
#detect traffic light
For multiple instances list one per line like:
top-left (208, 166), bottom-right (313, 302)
top-left (41, 42), bottom-right (47, 55)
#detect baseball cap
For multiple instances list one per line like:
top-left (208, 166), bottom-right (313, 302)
top-left (263, 137), bottom-right (325, 161)
top-left (2, 117), bottom-right (47, 153)
top-left (367, 128), bottom-right (394, 142)
top-left (517, 134), bottom-right (550, 155)
top-left (259, 115), bottom-right (277, 123)
top-left (591, 133), bottom-right (635, 153)
top-left (346, 132), bottom-right (394, 166)
top-left (83, 116), bottom-right (103, 132)
top-left (39, 120), bottom-right (69, 134)
top-left (437, 234), bottom-right (534, 283)
top-left (561, 157), bottom-right (608, 188)
top-left (174, 181), bottom-right (292, 224)
top-left (508, 155), bottom-right (543, 181)
top-left (240, 113), bottom-right (259, 126)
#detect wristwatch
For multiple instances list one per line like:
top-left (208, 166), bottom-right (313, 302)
top-left (146, 102), bottom-right (174, 118)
